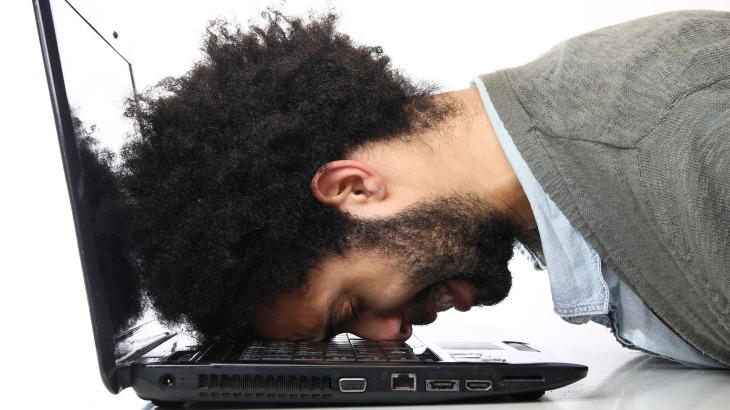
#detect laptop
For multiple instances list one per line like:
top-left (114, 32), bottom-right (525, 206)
top-left (33, 0), bottom-right (588, 406)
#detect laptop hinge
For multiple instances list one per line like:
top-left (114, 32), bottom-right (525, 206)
top-left (116, 332), bottom-right (177, 365)
top-left (116, 363), bottom-right (132, 389)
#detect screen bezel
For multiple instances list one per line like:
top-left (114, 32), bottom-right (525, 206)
top-left (33, 0), bottom-right (137, 394)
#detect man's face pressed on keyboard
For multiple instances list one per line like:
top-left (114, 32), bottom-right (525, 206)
top-left (251, 195), bottom-right (520, 342)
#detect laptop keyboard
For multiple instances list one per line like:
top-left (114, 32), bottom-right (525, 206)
top-left (239, 334), bottom-right (420, 362)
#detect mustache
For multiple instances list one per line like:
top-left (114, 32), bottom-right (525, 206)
top-left (408, 284), bottom-right (436, 326)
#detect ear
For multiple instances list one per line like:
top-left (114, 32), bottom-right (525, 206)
top-left (311, 160), bottom-right (387, 210)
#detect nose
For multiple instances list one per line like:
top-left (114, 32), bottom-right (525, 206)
top-left (349, 310), bottom-right (412, 341)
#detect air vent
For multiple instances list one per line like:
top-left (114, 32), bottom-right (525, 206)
top-left (221, 375), bottom-right (232, 389)
top-left (199, 374), bottom-right (331, 394)
top-left (209, 375), bottom-right (220, 389)
top-left (503, 341), bottom-right (540, 352)
top-left (198, 392), bottom-right (333, 400)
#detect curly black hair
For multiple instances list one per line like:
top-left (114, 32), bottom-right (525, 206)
top-left (75, 112), bottom-right (144, 333)
top-left (116, 10), bottom-right (454, 342)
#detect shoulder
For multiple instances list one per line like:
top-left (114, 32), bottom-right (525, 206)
top-left (502, 10), bottom-right (730, 148)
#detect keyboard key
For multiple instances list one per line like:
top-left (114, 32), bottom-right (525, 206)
top-left (378, 341), bottom-right (408, 348)
top-left (354, 349), bottom-right (385, 355)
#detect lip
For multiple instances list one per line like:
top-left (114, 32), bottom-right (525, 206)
top-left (443, 281), bottom-right (473, 312)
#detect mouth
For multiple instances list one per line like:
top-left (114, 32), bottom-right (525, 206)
top-left (442, 281), bottom-right (474, 312)
top-left (417, 281), bottom-right (472, 326)
top-left (432, 283), bottom-right (455, 312)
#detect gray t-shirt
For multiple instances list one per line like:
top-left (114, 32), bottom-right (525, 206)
top-left (478, 10), bottom-right (730, 365)
top-left (474, 78), bottom-right (728, 369)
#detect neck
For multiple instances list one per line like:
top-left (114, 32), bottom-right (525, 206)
top-left (349, 87), bottom-right (536, 229)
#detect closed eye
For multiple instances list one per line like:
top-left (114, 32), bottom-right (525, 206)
top-left (351, 305), bottom-right (362, 323)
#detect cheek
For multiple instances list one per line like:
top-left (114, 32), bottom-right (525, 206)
top-left (363, 282), bottom-right (424, 314)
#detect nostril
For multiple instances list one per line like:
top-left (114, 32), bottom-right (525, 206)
top-left (399, 321), bottom-right (413, 340)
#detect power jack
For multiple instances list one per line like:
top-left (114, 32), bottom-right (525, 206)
top-left (160, 375), bottom-right (175, 390)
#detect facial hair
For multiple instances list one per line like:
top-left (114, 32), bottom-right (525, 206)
top-left (346, 193), bottom-right (522, 323)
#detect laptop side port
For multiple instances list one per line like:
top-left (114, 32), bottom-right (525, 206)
top-left (465, 380), bottom-right (492, 391)
top-left (339, 378), bottom-right (367, 393)
top-left (426, 379), bottom-right (459, 391)
top-left (391, 373), bottom-right (417, 391)
top-left (159, 375), bottom-right (175, 390)
top-left (502, 374), bottom-right (544, 381)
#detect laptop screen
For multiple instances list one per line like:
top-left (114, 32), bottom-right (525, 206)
top-left (52, 0), bottom-right (136, 156)
top-left (39, 0), bottom-right (153, 382)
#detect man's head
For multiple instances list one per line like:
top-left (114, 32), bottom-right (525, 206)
top-left (118, 10), bottom-right (521, 343)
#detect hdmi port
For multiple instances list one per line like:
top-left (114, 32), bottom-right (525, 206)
top-left (465, 380), bottom-right (492, 391)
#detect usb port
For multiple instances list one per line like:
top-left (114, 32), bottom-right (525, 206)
top-left (391, 373), bottom-right (416, 391)
top-left (426, 379), bottom-right (459, 391)
top-left (465, 380), bottom-right (492, 391)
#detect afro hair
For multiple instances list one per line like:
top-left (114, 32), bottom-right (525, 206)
top-left (106, 10), bottom-right (454, 342)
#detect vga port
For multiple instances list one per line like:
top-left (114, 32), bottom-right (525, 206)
top-left (339, 378), bottom-right (367, 393)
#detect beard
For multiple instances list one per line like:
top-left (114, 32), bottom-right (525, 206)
top-left (346, 193), bottom-right (522, 325)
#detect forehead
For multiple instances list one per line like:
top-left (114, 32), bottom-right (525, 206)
top-left (252, 261), bottom-right (352, 340)
top-left (250, 279), bottom-right (334, 341)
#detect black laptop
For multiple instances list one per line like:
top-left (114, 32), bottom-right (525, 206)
top-left (33, 0), bottom-right (588, 406)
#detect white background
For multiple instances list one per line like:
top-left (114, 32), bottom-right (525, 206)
top-left (2, 1), bottom-right (730, 409)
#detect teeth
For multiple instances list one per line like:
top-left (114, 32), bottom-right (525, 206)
top-left (433, 283), bottom-right (455, 312)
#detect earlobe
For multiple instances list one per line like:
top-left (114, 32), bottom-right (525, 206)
top-left (311, 160), bottom-right (386, 210)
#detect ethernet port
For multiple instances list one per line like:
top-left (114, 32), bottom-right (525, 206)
top-left (391, 373), bottom-right (417, 391)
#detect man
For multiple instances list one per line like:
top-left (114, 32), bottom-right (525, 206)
top-left (107, 10), bottom-right (729, 368)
